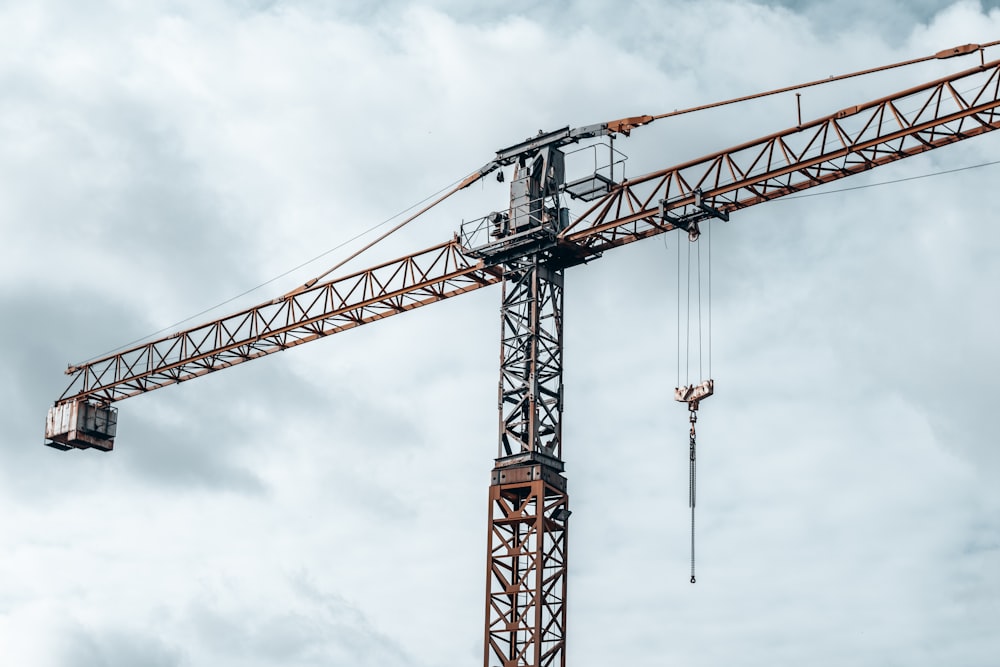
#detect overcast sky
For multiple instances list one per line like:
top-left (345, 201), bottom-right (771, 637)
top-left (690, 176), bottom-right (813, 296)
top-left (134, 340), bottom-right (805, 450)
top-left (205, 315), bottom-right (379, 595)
top-left (2, 1), bottom-right (999, 665)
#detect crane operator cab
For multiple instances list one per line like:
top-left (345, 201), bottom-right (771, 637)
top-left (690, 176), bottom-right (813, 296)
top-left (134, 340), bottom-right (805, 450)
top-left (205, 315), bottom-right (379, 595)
top-left (461, 145), bottom-right (570, 264)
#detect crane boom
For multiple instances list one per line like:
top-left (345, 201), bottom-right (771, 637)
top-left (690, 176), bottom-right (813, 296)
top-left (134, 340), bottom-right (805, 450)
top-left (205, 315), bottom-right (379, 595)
top-left (49, 55), bottom-right (1000, 430)
top-left (46, 54), bottom-right (1000, 451)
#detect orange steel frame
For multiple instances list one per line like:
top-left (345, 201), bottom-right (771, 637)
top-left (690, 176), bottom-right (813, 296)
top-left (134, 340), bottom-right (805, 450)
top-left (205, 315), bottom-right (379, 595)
top-left (486, 219), bottom-right (568, 665)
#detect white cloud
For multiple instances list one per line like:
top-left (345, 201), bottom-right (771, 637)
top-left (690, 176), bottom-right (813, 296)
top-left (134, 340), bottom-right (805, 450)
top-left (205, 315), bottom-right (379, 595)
top-left (1, 1), bottom-right (998, 665)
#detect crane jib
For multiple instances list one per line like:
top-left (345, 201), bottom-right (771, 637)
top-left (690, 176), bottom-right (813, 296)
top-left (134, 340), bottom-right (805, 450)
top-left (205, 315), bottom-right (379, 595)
top-left (47, 55), bottom-right (1000, 451)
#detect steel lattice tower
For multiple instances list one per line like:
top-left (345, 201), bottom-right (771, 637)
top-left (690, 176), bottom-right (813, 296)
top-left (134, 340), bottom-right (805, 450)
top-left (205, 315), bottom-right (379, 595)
top-left (485, 148), bottom-right (570, 667)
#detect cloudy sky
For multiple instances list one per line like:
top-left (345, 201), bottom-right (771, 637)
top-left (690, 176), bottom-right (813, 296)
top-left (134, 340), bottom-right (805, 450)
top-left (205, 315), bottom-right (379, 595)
top-left (2, 1), bottom-right (999, 665)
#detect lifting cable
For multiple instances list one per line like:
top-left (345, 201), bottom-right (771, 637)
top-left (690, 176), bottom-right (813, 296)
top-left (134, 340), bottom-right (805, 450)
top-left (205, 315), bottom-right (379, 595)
top-left (675, 221), bottom-right (714, 584)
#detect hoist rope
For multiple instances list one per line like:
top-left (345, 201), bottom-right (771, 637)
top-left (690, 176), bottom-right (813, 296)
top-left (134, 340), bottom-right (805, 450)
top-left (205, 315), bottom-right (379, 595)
top-left (676, 235), bottom-right (682, 389)
top-left (678, 231), bottom-right (711, 388)
top-left (697, 234), bottom-right (703, 382)
top-left (685, 240), bottom-right (693, 386)
top-left (674, 225), bottom-right (712, 584)
top-left (708, 221), bottom-right (713, 379)
top-left (673, 229), bottom-right (708, 584)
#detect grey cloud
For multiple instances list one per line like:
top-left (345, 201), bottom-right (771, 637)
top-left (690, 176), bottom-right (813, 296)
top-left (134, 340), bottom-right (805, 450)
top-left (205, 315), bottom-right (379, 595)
top-left (55, 626), bottom-right (182, 667)
top-left (1, 37), bottom-right (259, 305)
top-left (0, 288), bottom-right (142, 496)
top-left (111, 358), bottom-right (334, 493)
top-left (0, 287), bottom-right (272, 497)
top-left (767, 0), bottom-right (1000, 34)
top-left (2, 2), bottom-right (998, 666)
top-left (119, 412), bottom-right (269, 495)
top-left (185, 576), bottom-right (416, 667)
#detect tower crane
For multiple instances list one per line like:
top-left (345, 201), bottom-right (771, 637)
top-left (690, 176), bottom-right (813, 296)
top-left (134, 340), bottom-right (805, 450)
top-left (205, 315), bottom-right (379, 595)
top-left (44, 43), bottom-right (1000, 667)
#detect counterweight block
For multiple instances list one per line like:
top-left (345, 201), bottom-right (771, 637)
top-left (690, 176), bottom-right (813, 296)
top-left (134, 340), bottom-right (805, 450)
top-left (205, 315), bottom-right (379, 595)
top-left (44, 400), bottom-right (117, 451)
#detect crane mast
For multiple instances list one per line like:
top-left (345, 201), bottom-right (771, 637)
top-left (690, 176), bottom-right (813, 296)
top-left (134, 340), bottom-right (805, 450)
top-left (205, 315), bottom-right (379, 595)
top-left (484, 146), bottom-right (571, 666)
top-left (42, 46), bottom-right (1000, 667)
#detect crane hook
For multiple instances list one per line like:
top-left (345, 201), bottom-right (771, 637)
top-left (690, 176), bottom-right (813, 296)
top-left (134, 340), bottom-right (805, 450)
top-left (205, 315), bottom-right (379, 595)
top-left (675, 380), bottom-right (712, 584)
top-left (689, 400), bottom-right (698, 584)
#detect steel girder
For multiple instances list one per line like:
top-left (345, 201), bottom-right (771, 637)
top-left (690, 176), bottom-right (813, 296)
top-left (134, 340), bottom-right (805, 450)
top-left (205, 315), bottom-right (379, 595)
top-left (485, 470), bottom-right (569, 667)
top-left (497, 257), bottom-right (565, 462)
top-left (486, 242), bottom-right (568, 667)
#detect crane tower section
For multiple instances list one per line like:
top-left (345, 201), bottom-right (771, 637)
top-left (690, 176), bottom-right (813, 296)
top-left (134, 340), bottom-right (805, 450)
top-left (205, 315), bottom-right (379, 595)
top-left (473, 145), bottom-right (572, 667)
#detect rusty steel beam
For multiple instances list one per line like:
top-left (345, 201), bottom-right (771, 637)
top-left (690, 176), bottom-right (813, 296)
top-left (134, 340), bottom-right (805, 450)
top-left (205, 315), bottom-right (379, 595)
top-left (497, 257), bottom-right (565, 463)
top-left (561, 57), bottom-right (1000, 253)
top-left (485, 468), bottom-right (569, 667)
top-left (58, 240), bottom-right (500, 404)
